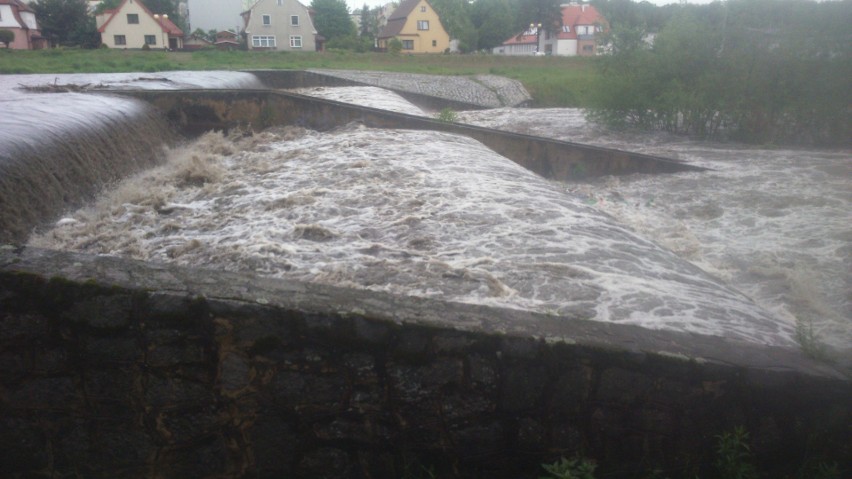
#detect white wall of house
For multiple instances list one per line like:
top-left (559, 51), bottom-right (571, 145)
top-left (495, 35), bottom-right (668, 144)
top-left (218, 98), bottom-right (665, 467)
top-left (244, 0), bottom-right (316, 51)
top-left (0, 5), bottom-right (20, 29)
top-left (554, 39), bottom-right (578, 56)
top-left (492, 43), bottom-right (537, 55)
top-left (99, 0), bottom-right (169, 49)
top-left (187, 0), bottom-right (242, 33)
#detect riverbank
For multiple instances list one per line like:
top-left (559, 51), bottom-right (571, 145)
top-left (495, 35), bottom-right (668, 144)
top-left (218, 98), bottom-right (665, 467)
top-left (0, 48), bottom-right (596, 107)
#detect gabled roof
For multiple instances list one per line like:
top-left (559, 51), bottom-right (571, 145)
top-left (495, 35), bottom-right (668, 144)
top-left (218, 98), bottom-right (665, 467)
top-left (0, 0), bottom-right (32, 12)
top-left (556, 4), bottom-right (606, 40)
top-left (0, 0), bottom-right (37, 31)
top-left (377, 0), bottom-right (422, 39)
top-left (97, 0), bottom-right (183, 36)
top-left (499, 3), bottom-right (607, 46)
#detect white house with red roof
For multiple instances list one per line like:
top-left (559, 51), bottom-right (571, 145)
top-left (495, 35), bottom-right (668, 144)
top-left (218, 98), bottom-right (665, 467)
top-left (494, 2), bottom-right (607, 57)
top-left (96, 0), bottom-right (184, 50)
top-left (0, 0), bottom-right (45, 49)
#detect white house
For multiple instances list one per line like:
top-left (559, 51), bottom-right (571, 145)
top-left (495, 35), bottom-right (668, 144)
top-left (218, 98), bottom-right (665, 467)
top-left (187, 0), bottom-right (243, 34)
top-left (494, 3), bottom-right (607, 57)
top-left (97, 0), bottom-right (184, 50)
top-left (242, 0), bottom-right (319, 51)
top-left (0, 0), bottom-right (45, 49)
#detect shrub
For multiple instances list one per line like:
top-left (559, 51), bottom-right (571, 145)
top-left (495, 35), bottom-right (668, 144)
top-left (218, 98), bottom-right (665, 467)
top-left (0, 29), bottom-right (14, 48)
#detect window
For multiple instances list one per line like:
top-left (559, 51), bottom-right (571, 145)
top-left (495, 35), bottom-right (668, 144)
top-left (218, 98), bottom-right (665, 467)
top-left (582, 44), bottom-right (594, 52)
top-left (252, 35), bottom-right (276, 47)
top-left (127, 13), bottom-right (139, 24)
top-left (114, 35), bottom-right (126, 46)
top-left (420, 6), bottom-right (426, 12)
top-left (432, 40), bottom-right (437, 47)
top-left (291, 15), bottom-right (299, 26)
top-left (145, 35), bottom-right (156, 45)
top-left (278, 0), bottom-right (283, 4)
top-left (417, 20), bottom-right (429, 30)
top-left (262, 14), bottom-right (271, 25)
top-left (290, 35), bottom-right (302, 48)
top-left (402, 40), bottom-right (414, 50)
top-left (562, 25), bottom-right (570, 33)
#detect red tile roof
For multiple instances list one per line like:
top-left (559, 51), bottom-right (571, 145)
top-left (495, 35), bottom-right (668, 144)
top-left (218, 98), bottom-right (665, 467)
top-left (500, 3), bottom-right (607, 45)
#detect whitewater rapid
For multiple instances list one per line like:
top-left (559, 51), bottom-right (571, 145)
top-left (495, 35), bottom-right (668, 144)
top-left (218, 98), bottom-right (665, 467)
top-left (23, 83), bottom-right (850, 355)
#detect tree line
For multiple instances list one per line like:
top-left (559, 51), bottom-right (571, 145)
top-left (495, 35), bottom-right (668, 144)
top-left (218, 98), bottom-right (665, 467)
top-left (588, 0), bottom-right (851, 146)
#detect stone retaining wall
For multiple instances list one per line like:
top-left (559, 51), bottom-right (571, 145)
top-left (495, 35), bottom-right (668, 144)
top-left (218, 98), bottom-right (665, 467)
top-left (1, 248), bottom-right (849, 478)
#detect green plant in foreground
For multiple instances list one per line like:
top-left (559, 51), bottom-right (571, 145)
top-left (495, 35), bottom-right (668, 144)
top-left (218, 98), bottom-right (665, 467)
top-left (435, 108), bottom-right (458, 123)
top-left (714, 426), bottom-right (758, 479)
top-left (795, 317), bottom-right (831, 362)
top-left (540, 456), bottom-right (597, 479)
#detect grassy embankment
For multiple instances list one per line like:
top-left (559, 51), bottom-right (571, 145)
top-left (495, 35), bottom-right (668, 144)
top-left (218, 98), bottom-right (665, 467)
top-left (0, 48), bottom-right (597, 107)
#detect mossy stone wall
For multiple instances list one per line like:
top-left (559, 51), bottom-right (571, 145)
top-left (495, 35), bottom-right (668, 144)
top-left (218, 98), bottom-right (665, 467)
top-left (0, 248), bottom-right (850, 478)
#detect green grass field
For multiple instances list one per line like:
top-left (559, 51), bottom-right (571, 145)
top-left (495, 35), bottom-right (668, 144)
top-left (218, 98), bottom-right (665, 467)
top-left (0, 48), bottom-right (598, 107)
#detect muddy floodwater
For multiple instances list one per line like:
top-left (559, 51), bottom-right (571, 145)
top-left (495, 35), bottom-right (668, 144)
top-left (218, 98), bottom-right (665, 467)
top-left (17, 82), bottom-right (851, 356)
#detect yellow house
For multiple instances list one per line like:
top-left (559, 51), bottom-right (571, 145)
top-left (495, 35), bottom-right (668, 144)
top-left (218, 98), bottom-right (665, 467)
top-left (377, 0), bottom-right (450, 53)
top-left (96, 0), bottom-right (183, 50)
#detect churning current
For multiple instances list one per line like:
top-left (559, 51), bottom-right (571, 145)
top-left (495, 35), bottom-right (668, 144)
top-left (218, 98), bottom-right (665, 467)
top-left (29, 86), bottom-right (850, 355)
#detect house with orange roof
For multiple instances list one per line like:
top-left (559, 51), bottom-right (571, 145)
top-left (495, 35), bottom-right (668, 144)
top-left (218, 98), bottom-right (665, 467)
top-left (377, 0), bottom-right (450, 53)
top-left (96, 0), bottom-right (184, 50)
top-left (494, 2), bottom-right (607, 57)
top-left (0, 0), bottom-right (46, 49)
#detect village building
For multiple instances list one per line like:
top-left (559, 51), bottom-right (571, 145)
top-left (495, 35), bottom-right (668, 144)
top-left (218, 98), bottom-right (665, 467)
top-left (0, 0), bottom-right (45, 49)
top-left (242, 0), bottom-right (320, 51)
top-left (376, 0), bottom-right (450, 54)
top-left (186, 0), bottom-right (243, 34)
top-left (96, 0), bottom-right (184, 50)
top-left (494, 2), bottom-right (607, 57)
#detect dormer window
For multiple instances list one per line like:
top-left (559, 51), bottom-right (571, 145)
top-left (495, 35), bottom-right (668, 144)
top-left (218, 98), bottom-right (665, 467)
top-left (562, 25), bottom-right (570, 33)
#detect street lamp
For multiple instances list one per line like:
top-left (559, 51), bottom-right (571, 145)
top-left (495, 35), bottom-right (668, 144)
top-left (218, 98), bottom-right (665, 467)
top-left (530, 22), bottom-right (542, 54)
top-left (153, 14), bottom-right (169, 50)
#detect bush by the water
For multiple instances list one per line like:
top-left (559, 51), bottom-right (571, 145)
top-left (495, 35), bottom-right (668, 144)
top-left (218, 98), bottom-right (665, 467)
top-left (588, 0), bottom-right (851, 146)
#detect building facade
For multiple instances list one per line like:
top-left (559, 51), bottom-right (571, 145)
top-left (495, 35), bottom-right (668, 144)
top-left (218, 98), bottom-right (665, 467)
top-left (97, 0), bottom-right (184, 50)
top-left (376, 0), bottom-right (450, 53)
top-left (242, 0), bottom-right (318, 51)
top-left (0, 0), bottom-right (45, 49)
top-left (494, 3), bottom-right (607, 57)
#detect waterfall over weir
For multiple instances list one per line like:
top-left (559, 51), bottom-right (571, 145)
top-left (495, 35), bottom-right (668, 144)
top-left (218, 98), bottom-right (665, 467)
top-left (0, 94), bottom-right (172, 244)
top-left (0, 72), bottom-right (266, 244)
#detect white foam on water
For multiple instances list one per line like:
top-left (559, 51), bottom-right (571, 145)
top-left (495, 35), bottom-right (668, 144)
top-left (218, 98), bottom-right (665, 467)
top-left (458, 107), bottom-right (851, 354)
top-left (0, 71), bottom-right (264, 152)
top-left (30, 123), bottom-right (797, 348)
top-left (290, 86), bottom-right (427, 116)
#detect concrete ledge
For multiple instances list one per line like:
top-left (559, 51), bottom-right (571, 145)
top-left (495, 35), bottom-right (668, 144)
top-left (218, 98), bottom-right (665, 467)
top-left (1, 247), bottom-right (849, 478)
top-left (115, 89), bottom-right (706, 179)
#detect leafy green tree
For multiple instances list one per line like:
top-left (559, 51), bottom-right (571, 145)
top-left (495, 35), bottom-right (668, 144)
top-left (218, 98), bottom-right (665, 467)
top-left (471, 0), bottom-right (514, 50)
top-left (0, 29), bottom-right (14, 48)
top-left (310, 0), bottom-right (356, 42)
top-left (588, 0), bottom-right (851, 146)
top-left (514, 0), bottom-right (562, 36)
top-left (429, 0), bottom-right (476, 52)
top-left (31, 0), bottom-right (97, 47)
top-left (358, 4), bottom-right (374, 38)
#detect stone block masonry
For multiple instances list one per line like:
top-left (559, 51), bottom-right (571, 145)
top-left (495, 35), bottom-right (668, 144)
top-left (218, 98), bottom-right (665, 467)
top-left (1, 247), bottom-right (850, 478)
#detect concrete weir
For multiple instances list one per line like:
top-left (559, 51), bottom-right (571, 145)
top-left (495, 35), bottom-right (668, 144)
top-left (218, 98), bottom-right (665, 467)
top-left (0, 71), bottom-right (849, 478)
